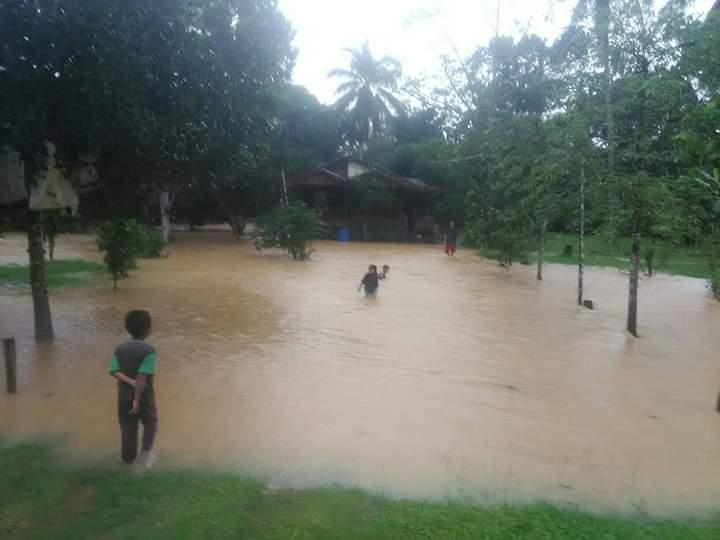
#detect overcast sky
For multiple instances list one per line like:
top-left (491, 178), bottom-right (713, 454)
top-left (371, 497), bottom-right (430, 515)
top-left (277, 0), bottom-right (715, 105)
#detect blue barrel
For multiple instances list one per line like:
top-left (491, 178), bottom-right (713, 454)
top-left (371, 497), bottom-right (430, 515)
top-left (338, 227), bottom-right (350, 242)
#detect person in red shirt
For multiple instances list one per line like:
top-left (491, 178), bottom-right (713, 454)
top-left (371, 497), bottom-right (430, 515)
top-left (445, 222), bottom-right (458, 256)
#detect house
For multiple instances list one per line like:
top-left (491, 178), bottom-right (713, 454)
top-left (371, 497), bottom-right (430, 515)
top-left (287, 156), bottom-right (445, 241)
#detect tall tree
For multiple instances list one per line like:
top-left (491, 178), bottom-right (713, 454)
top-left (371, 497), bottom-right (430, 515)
top-left (330, 42), bottom-right (404, 154)
top-left (0, 0), bottom-right (294, 337)
top-left (459, 35), bottom-right (554, 268)
top-left (595, 0), bottom-right (614, 171)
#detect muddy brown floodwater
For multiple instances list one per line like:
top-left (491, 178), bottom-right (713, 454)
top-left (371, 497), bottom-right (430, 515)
top-left (1, 231), bottom-right (719, 516)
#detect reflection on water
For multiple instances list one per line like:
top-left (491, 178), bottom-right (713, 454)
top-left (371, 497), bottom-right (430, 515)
top-left (1, 231), bottom-right (720, 516)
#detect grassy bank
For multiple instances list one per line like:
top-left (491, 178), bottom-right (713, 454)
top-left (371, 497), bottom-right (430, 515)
top-left (537, 233), bottom-right (711, 279)
top-left (0, 259), bottom-right (103, 288)
top-left (1, 443), bottom-right (718, 539)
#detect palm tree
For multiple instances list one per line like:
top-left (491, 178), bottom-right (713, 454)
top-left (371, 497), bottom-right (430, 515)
top-left (329, 42), bottom-right (404, 155)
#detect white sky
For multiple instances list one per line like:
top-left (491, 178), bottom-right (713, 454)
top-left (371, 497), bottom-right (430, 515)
top-left (278, 0), bottom-right (715, 104)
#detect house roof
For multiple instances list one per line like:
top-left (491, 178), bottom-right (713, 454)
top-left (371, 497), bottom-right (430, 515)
top-left (288, 156), bottom-right (445, 196)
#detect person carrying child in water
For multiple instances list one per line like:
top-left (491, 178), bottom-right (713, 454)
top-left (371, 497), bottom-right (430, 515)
top-left (358, 265), bottom-right (379, 296)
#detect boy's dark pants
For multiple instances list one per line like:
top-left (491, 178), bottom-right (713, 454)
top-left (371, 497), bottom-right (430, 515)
top-left (118, 400), bottom-right (158, 464)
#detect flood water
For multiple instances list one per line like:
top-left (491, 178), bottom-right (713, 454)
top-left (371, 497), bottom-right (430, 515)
top-left (1, 230), bottom-right (719, 516)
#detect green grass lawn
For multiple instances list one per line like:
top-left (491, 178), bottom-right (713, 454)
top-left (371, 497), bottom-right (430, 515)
top-left (0, 259), bottom-right (103, 288)
top-left (1, 443), bottom-right (718, 539)
top-left (539, 233), bottom-right (712, 279)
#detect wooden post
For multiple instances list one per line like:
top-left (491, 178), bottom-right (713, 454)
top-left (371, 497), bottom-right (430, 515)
top-left (627, 234), bottom-right (640, 337)
top-left (159, 191), bottom-right (171, 243)
top-left (536, 218), bottom-right (546, 281)
top-left (3, 338), bottom-right (17, 393)
top-left (578, 161), bottom-right (585, 306)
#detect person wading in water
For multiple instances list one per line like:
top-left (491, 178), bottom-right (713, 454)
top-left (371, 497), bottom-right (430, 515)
top-left (445, 222), bottom-right (458, 256)
top-left (358, 265), bottom-right (379, 296)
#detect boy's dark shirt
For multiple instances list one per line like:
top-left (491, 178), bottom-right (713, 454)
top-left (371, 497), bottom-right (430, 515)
top-left (109, 340), bottom-right (157, 405)
top-left (362, 272), bottom-right (379, 293)
top-left (446, 228), bottom-right (458, 245)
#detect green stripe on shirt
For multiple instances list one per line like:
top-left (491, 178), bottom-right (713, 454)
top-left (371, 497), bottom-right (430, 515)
top-left (138, 353), bottom-right (157, 375)
top-left (109, 355), bottom-right (120, 374)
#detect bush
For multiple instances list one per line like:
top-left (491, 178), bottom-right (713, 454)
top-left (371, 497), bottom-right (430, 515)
top-left (562, 244), bottom-right (573, 257)
top-left (96, 219), bottom-right (143, 290)
top-left (643, 246), bottom-right (656, 276)
top-left (137, 226), bottom-right (167, 259)
top-left (253, 202), bottom-right (324, 260)
top-left (471, 208), bottom-right (531, 268)
top-left (710, 245), bottom-right (720, 301)
top-left (96, 220), bottom-right (167, 289)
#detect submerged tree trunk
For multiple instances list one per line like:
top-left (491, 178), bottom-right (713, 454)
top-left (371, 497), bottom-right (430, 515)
top-left (578, 162), bottom-right (586, 306)
top-left (43, 213), bottom-right (57, 261)
top-left (645, 246), bottom-right (655, 277)
top-left (228, 215), bottom-right (244, 239)
top-left (47, 234), bottom-right (55, 261)
top-left (160, 191), bottom-right (171, 243)
top-left (627, 234), bottom-right (641, 337)
top-left (27, 211), bottom-right (54, 341)
top-left (211, 192), bottom-right (244, 239)
top-left (536, 219), bottom-right (546, 281)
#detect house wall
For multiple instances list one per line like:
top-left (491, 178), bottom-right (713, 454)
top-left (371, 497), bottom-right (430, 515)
top-left (347, 161), bottom-right (368, 179)
top-left (290, 173), bottom-right (339, 188)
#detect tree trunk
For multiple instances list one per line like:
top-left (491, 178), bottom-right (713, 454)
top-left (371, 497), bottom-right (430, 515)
top-left (27, 211), bottom-right (54, 341)
top-left (228, 215), bottom-right (244, 239)
top-left (159, 191), bottom-right (171, 243)
top-left (47, 234), bottom-right (55, 261)
top-left (280, 164), bottom-right (289, 207)
top-left (596, 0), bottom-right (614, 172)
top-left (627, 235), bottom-right (640, 337)
top-left (211, 192), bottom-right (243, 239)
top-left (578, 162), bottom-right (586, 306)
top-left (43, 214), bottom-right (56, 261)
top-left (536, 219), bottom-right (546, 281)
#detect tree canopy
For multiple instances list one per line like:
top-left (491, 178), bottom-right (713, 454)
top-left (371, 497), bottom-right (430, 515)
top-left (330, 42), bottom-right (405, 151)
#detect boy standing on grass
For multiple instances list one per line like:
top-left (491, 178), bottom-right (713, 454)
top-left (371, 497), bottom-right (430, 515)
top-left (109, 310), bottom-right (158, 469)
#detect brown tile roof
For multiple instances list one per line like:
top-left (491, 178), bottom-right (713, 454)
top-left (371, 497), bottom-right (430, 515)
top-left (288, 156), bottom-right (445, 196)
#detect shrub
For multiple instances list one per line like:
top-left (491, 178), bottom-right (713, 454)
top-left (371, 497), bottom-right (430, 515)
top-left (643, 246), bottom-right (656, 276)
top-left (475, 208), bottom-right (531, 268)
top-left (253, 202), bottom-right (324, 260)
top-left (96, 219), bottom-right (144, 290)
top-left (137, 226), bottom-right (167, 259)
top-left (562, 244), bottom-right (573, 257)
top-left (710, 245), bottom-right (720, 301)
